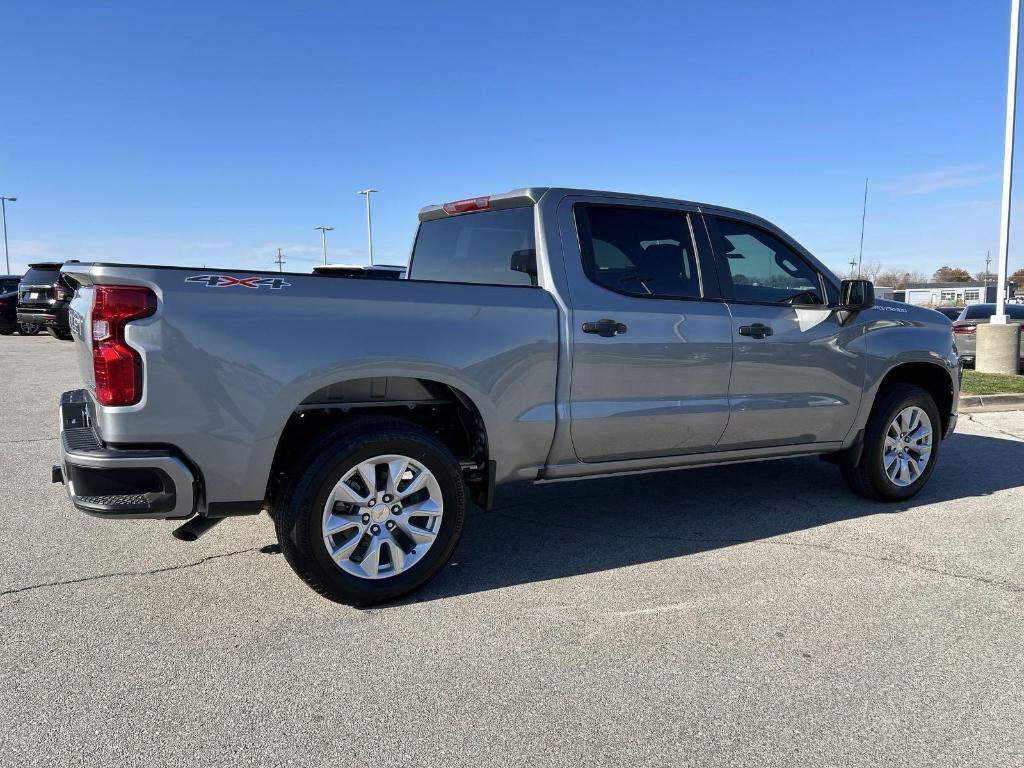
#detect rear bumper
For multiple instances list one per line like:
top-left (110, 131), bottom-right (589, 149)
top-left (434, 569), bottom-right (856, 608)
top-left (17, 304), bottom-right (69, 328)
top-left (54, 390), bottom-right (197, 519)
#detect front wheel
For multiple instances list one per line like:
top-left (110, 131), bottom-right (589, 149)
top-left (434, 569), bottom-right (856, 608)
top-left (840, 383), bottom-right (942, 501)
top-left (272, 419), bottom-right (466, 606)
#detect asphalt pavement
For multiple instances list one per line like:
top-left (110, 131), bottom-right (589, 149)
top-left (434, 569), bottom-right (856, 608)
top-left (1, 333), bottom-right (1022, 767)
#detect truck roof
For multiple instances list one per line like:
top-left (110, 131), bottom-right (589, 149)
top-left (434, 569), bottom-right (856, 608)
top-left (417, 187), bottom-right (770, 226)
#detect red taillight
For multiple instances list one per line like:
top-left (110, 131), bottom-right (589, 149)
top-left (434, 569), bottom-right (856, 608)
top-left (54, 282), bottom-right (71, 301)
top-left (953, 324), bottom-right (976, 335)
top-left (91, 286), bottom-right (157, 406)
top-left (442, 196), bottom-right (490, 215)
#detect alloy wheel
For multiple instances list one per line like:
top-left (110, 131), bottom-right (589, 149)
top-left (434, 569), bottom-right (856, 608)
top-left (321, 454), bottom-right (444, 580)
top-left (882, 406), bottom-right (933, 487)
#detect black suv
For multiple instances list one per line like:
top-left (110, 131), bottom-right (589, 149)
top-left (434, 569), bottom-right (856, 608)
top-left (16, 262), bottom-right (76, 340)
top-left (0, 275), bottom-right (23, 335)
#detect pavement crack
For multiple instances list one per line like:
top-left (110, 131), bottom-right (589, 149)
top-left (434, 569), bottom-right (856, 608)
top-left (963, 413), bottom-right (1024, 442)
top-left (492, 511), bottom-right (1024, 597)
top-left (0, 546), bottom-right (263, 600)
top-left (0, 436), bottom-right (57, 445)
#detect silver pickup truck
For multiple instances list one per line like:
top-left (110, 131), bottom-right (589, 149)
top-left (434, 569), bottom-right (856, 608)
top-left (53, 187), bottom-right (960, 605)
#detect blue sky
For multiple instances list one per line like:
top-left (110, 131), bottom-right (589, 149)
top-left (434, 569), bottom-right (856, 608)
top-left (2, 0), bottom-right (1022, 279)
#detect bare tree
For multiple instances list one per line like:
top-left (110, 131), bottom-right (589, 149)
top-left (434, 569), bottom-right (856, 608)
top-left (874, 269), bottom-right (928, 289)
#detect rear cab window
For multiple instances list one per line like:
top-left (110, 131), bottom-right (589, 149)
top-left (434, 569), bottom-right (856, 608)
top-left (409, 207), bottom-right (537, 286)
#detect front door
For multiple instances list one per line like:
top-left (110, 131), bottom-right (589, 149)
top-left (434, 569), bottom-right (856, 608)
top-left (702, 214), bottom-right (865, 449)
top-left (561, 200), bottom-right (733, 463)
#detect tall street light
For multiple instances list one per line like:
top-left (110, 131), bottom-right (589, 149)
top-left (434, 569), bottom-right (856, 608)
top-left (314, 226), bottom-right (334, 265)
top-left (1, 195), bottom-right (16, 274)
top-left (357, 189), bottom-right (378, 265)
top-left (978, 0), bottom-right (1022, 374)
top-left (995, 0), bottom-right (1021, 324)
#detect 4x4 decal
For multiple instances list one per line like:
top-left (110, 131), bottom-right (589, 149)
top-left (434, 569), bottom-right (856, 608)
top-left (185, 274), bottom-right (291, 290)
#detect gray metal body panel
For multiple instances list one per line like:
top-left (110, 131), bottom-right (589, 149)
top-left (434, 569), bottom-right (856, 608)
top-left (63, 267), bottom-right (560, 505)
top-left (60, 187), bottom-right (960, 510)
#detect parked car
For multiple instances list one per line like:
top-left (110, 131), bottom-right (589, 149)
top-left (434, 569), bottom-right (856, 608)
top-left (52, 187), bottom-right (960, 605)
top-left (16, 262), bottom-right (77, 340)
top-left (0, 275), bottom-right (22, 335)
top-left (952, 302), bottom-right (1024, 367)
top-left (934, 306), bottom-right (964, 321)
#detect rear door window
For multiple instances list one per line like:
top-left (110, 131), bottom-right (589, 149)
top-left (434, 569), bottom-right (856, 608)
top-left (574, 204), bottom-right (702, 299)
top-left (409, 207), bottom-right (537, 286)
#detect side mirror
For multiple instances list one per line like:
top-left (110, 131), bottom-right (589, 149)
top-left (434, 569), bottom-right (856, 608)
top-left (839, 279), bottom-right (874, 311)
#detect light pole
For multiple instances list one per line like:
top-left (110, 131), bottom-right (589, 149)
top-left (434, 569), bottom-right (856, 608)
top-left (978, 0), bottom-right (1022, 374)
top-left (314, 226), bottom-right (334, 265)
top-left (995, 0), bottom-right (1021, 322)
top-left (1, 196), bottom-right (16, 274)
top-left (357, 189), bottom-right (378, 265)
top-left (275, 248), bottom-right (286, 273)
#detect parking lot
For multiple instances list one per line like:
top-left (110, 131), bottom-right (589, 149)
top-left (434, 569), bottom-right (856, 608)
top-left (1, 332), bottom-right (1022, 767)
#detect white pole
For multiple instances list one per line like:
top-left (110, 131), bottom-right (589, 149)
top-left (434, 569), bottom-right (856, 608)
top-left (995, 0), bottom-right (1020, 324)
top-left (314, 226), bottom-right (334, 265)
top-left (364, 193), bottom-right (372, 266)
top-left (357, 189), bottom-right (378, 266)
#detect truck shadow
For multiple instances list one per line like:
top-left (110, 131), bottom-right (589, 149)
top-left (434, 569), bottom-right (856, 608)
top-left (405, 431), bottom-right (1024, 604)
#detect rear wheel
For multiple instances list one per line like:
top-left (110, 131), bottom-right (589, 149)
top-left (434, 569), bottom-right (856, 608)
top-left (840, 383), bottom-right (941, 501)
top-left (0, 328), bottom-right (13, 336)
top-left (272, 418), bottom-right (466, 606)
top-left (48, 328), bottom-right (73, 341)
top-left (17, 323), bottom-right (40, 336)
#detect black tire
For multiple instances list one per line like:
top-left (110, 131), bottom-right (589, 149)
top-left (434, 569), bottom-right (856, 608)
top-left (17, 323), bottom-right (40, 336)
top-left (840, 383), bottom-right (942, 501)
top-left (0, 328), bottom-right (14, 336)
top-left (271, 418), bottom-right (466, 606)
top-left (48, 328), bottom-right (73, 341)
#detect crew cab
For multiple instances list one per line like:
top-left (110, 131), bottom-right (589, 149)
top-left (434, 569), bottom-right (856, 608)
top-left (53, 188), bottom-right (960, 605)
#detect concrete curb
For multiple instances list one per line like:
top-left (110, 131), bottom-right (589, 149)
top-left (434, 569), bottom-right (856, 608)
top-left (959, 393), bottom-right (1024, 412)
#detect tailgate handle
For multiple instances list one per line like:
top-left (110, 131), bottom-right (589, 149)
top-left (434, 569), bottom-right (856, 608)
top-left (582, 319), bottom-right (628, 337)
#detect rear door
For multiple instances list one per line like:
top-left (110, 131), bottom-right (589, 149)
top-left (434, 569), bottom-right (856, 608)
top-left (702, 213), bottom-right (864, 449)
top-left (560, 198), bottom-right (733, 462)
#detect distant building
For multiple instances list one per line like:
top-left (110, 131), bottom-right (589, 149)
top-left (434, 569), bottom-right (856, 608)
top-left (893, 282), bottom-right (1015, 307)
top-left (873, 286), bottom-right (896, 301)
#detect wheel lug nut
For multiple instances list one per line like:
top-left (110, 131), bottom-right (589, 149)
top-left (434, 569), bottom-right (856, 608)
top-left (361, 513), bottom-right (370, 524)
top-left (383, 495), bottom-right (393, 503)
top-left (386, 521), bottom-right (395, 530)
top-left (392, 505), bottom-right (401, 514)
top-left (370, 524), bottom-right (380, 534)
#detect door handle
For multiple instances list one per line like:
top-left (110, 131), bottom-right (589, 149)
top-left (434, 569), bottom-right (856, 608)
top-left (582, 318), bottom-right (628, 337)
top-left (738, 323), bottom-right (773, 339)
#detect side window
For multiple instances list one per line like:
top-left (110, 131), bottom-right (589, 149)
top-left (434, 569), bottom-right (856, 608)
top-left (710, 217), bottom-right (823, 305)
top-left (576, 204), bottom-right (701, 299)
